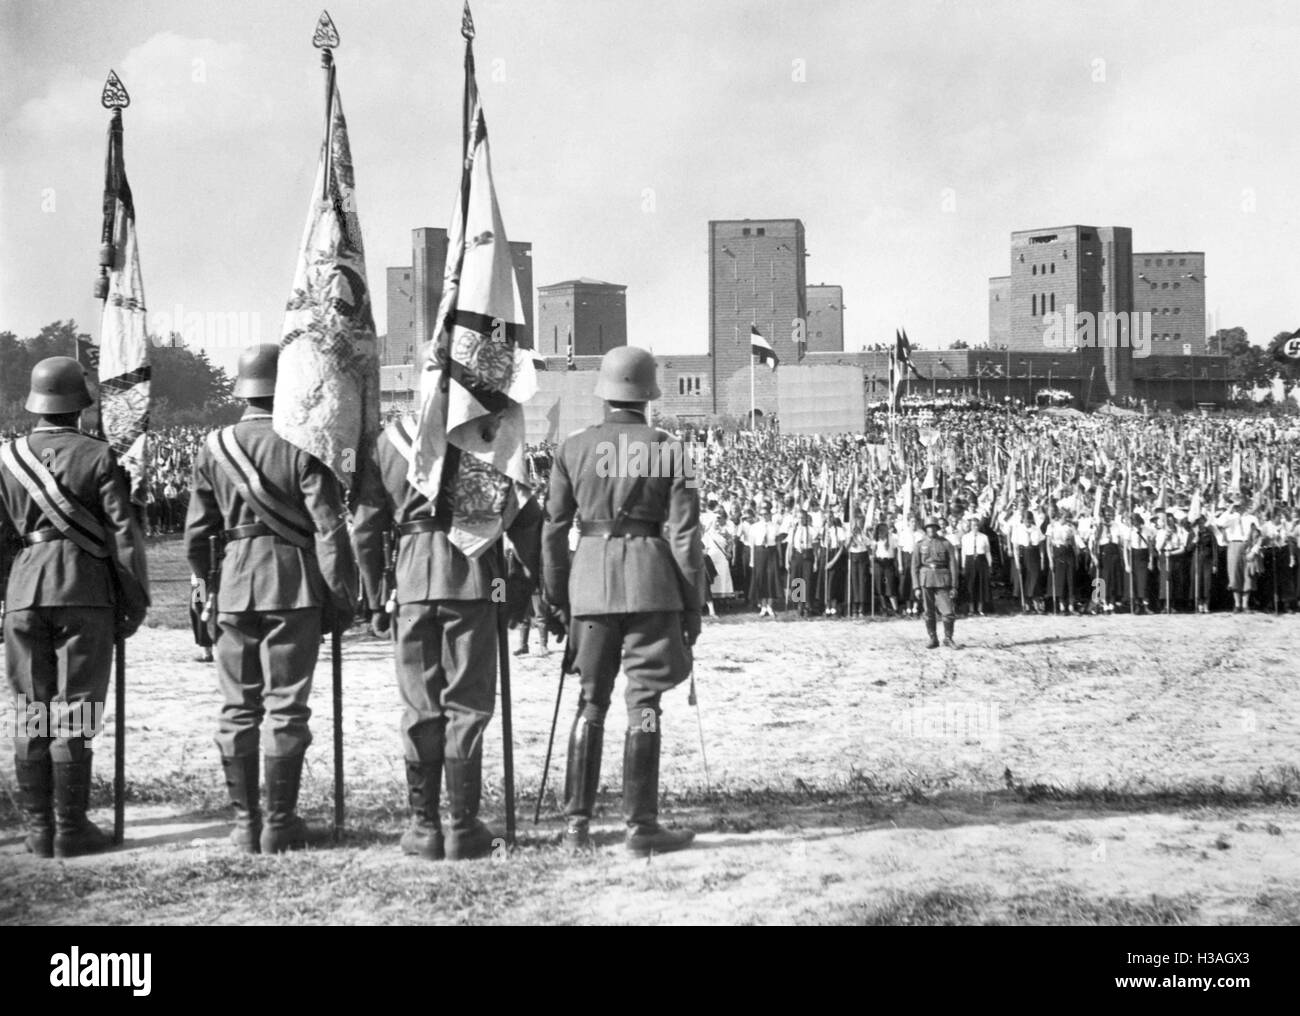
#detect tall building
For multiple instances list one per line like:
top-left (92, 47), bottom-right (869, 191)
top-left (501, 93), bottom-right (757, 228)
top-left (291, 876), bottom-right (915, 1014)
top-left (536, 278), bottom-right (627, 356)
top-left (708, 218), bottom-right (806, 418)
top-left (408, 226), bottom-right (534, 351)
top-left (805, 284), bottom-right (844, 353)
top-left (382, 266), bottom-right (416, 366)
top-left (993, 224), bottom-right (1134, 402)
top-left (1133, 251), bottom-right (1207, 353)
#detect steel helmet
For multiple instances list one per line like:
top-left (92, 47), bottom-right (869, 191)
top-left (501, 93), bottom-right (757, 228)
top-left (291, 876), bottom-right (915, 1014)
top-left (923, 517), bottom-right (941, 531)
top-left (593, 345), bottom-right (661, 402)
top-left (25, 357), bottom-right (92, 414)
top-left (232, 343), bottom-right (280, 398)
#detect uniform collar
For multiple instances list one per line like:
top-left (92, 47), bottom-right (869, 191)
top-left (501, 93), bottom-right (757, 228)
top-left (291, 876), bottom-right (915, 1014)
top-left (31, 426), bottom-right (79, 434)
top-left (241, 411), bottom-right (273, 422)
top-left (604, 407), bottom-right (647, 424)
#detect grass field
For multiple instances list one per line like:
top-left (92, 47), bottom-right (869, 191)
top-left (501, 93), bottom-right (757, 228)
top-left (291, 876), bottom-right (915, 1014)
top-left (1, 535), bottom-right (1298, 925)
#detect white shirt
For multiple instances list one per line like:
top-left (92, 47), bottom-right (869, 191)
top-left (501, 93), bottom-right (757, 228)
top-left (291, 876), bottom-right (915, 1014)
top-left (960, 531), bottom-right (990, 560)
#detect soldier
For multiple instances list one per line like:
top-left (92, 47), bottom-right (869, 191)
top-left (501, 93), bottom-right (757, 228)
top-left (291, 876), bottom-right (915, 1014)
top-left (0, 357), bottom-right (148, 858)
top-left (184, 344), bottom-right (357, 854)
top-left (543, 346), bottom-right (703, 857)
top-left (911, 517), bottom-right (959, 649)
top-left (351, 410), bottom-right (541, 861)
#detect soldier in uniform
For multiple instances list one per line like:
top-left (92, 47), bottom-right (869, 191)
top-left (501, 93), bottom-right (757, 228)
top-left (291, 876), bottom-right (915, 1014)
top-left (911, 517), bottom-right (959, 649)
top-left (351, 411), bottom-right (541, 861)
top-left (0, 357), bottom-right (148, 857)
top-left (543, 346), bottom-right (703, 857)
top-left (184, 345), bottom-right (357, 854)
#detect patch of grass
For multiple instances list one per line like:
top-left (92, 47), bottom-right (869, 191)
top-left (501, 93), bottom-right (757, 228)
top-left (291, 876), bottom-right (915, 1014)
top-left (1246, 890), bottom-right (1300, 923)
top-left (826, 888), bottom-right (1202, 926)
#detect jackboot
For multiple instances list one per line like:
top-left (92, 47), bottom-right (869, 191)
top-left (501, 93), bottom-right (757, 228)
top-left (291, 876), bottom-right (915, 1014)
top-left (942, 618), bottom-right (958, 649)
top-left (260, 755), bottom-right (309, 854)
top-left (220, 754), bottom-right (261, 854)
top-left (14, 756), bottom-right (54, 858)
top-left (52, 754), bottom-right (110, 858)
top-left (623, 727), bottom-right (694, 857)
top-left (925, 620), bottom-right (939, 649)
top-left (562, 713), bottom-right (604, 852)
top-left (513, 624), bottom-right (529, 656)
top-left (399, 759), bottom-right (445, 860)
top-left (444, 754), bottom-right (497, 860)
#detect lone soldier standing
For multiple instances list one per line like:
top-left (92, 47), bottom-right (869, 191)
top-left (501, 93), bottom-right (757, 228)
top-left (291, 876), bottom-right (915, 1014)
top-left (0, 357), bottom-right (148, 857)
top-left (184, 344), bottom-right (357, 854)
top-left (912, 516), bottom-right (959, 649)
top-left (352, 412), bottom-right (541, 861)
top-left (543, 346), bottom-right (703, 856)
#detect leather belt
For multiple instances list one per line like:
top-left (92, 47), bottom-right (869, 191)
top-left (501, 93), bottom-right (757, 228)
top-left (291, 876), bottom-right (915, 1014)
top-left (23, 529), bottom-right (66, 546)
top-left (579, 519), bottom-right (661, 538)
top-left (397, 518), bottom-right (451, 538)
top-left (223, 522), bottom-right (275, 541)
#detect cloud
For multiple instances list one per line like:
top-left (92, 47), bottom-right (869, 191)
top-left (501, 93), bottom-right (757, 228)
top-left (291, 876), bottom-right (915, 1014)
top-left (12, 32), bottom-right (273, 138)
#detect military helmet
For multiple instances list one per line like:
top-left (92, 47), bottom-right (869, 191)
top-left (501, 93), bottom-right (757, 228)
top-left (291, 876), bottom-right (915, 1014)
top-left (232, 343), bottom-right (281, 398)
top-left (593, 345), bottom-right (661, 402)
top-left (924, 517), bottom-right (941, 531)
top-left (26, 356), bottom-right (92, 414)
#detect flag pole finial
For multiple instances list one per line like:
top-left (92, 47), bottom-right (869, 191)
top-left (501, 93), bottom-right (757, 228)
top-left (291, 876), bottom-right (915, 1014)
top-left (313, 10), bottom-right (341, 53)
top-left (462, 1), bottom-right (476, 40)
top-left (101, 70), bottom-right (129, 112)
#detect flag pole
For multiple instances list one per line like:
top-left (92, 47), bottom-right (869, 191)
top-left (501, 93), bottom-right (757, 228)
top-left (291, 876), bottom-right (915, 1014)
top-left (312, 9), bottom-right (346, 840)
top-left (97, 69), bottom-right (131, 847)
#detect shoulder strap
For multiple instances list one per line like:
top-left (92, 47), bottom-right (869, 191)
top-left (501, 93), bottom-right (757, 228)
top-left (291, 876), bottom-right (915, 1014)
top-left (0, 438), bottom-right (110, 558)
top-left (386, 416), bottom-right (415, 466)
top-left (612, 475), bottom-right (649, 536)
top-left (206, 428), bottom-right (315, 549)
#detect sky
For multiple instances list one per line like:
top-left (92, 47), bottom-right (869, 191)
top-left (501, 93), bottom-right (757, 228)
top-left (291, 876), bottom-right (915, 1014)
top-left (2, 0), bottom-right (1298, 375)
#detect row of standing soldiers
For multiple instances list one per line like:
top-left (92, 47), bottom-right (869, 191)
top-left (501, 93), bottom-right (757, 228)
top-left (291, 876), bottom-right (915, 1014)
top-left (2, 344), bottom-right (703, 860)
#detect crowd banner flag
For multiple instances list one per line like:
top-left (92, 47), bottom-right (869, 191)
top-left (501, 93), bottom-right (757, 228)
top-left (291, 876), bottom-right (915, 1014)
top-left (408, 1), bottom-right (537, 557)
top-left (276, 11), bottom-right (381, 492)
top-left (750, 325), bottom-right (779, 370)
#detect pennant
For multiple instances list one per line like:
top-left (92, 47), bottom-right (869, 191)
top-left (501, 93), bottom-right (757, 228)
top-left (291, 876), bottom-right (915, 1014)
top-left (276, 68), bottom-right (380, 491)
top-left (97, 100), bottom-right (151, 498)
top-left (408, 3), bottom-right (537, 557)
top-left (751, 325), bottom-right (778, 370)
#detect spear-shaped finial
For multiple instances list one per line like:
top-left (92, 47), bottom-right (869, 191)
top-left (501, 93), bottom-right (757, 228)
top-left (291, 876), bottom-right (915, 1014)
top-left (313, 9), bottom-right (340, 50)
top-left (461, 1), bottom-right (475, 40)
top-left (101, 69), bottom-right (130, 111)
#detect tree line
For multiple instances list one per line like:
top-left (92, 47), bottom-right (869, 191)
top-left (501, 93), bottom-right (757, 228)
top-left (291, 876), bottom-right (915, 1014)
top-left (0, 321), bottom-right (241, 430)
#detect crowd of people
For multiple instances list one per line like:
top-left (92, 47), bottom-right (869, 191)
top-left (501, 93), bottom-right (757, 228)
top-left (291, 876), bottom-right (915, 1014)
top-left (526, 407), bottom-right (1300, 621)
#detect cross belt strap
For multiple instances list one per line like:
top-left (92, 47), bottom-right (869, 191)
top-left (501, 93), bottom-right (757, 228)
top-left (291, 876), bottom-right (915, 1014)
top-left (23, 529), bottom-right (67, 547)
top-left (387, 416), bottom-right (416, 465)
top-left (207, 428), bottom-right (315, 550)
top-left (0, 439), bottom-right (110, 558)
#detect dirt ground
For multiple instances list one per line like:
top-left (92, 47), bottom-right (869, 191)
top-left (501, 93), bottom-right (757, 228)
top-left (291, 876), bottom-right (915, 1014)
top-left (1, 538), bottom-right (1297, 925)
